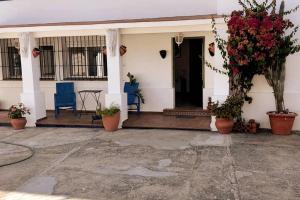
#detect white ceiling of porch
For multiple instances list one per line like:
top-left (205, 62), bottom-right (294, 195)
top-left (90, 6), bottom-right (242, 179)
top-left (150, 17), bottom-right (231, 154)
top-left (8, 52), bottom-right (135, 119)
top-left (0, 0), bottom-right (217, 26)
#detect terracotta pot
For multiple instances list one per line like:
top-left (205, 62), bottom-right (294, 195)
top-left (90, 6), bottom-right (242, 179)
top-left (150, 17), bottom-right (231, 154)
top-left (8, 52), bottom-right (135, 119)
top-left (267, 112), bottom-right (297, 135)
top-left (10, 118), bottom-right (27, 130)
top-left (120, 45), bottom-right (127, 56)
top-left (102, 112), bottom-right (120, 132)
top-left (102, 46), bottom-right (127, 56)
top-left (215, 118), bottom-right (234, 134)
top-left (32, 48), bottom-right (40, 58)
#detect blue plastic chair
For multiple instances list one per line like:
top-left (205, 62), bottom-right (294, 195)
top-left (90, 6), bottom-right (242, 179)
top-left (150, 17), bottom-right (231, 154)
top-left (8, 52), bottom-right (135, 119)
top-left (54, 82), bottom-right (77, 117)
top-left (124, 82), bottom-right (141, 113)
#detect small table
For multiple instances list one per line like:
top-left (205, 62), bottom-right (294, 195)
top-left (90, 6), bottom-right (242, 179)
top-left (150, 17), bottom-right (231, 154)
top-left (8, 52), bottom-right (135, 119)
top-left (78, 90), bottom-right (103, 117)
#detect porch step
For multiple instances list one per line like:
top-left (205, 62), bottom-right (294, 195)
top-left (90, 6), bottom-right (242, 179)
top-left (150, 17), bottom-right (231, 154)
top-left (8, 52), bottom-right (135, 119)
top-left (163, 108), bottom-right (212, 117)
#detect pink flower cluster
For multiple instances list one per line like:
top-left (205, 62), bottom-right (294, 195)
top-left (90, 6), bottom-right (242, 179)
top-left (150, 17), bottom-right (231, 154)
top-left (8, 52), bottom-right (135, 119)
top-left (226, 9), bottom-right (293, 76)
top-left (8, 103), bottom-right (30, 119)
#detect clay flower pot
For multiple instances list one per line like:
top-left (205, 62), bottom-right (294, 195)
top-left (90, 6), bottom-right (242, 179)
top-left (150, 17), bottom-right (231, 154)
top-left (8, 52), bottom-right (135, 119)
top-left (215, 118), bottom-right (234, 134)
top-left (10, 118), bottom-right (27, 130)
top-left (102, 111), bottom-right (120, 132)
top-left (267, 112), bottom-right (297, 135)
top-left (120, 45), bottom-right (127, 56)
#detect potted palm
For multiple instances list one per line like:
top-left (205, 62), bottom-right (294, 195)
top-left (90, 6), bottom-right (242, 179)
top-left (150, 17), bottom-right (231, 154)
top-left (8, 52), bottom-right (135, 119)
top-left (8, 103), bottom-right (30, 130)
top-left (212, 95), bottom-right (243, 134)
top-left (264, 1), bottom-right (300, 135)
top-left (97, 104), bottom-right (120, 132)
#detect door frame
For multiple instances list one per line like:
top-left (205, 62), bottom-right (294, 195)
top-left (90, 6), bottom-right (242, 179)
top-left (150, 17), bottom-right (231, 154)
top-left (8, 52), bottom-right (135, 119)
top-left (172, 36), bottom-right (205, 108)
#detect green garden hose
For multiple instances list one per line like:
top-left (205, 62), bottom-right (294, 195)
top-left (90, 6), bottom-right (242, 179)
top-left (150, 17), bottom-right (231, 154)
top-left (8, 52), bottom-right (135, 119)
top-left (0, 141), bottom-right (35, 167)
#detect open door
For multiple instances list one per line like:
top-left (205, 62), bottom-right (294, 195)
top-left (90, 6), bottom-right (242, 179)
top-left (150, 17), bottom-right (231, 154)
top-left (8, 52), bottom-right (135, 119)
top-left (174, 38), bottom-right (204, 108)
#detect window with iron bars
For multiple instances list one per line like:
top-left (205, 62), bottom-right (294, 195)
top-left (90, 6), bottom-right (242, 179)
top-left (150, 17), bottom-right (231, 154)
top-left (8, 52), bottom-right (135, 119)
top-left (0, 38), bottom-right (22, 80)
top-left (37, 36), bottom-right (107, 81)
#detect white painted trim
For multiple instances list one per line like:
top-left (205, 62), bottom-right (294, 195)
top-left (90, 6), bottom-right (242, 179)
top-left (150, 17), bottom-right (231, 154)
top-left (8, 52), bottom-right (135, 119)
top-left (0, 18), bottom-right (226, 37)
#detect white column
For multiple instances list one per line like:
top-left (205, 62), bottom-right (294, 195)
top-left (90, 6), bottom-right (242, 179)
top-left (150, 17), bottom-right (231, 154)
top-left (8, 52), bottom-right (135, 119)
top-left (211, 28), bottom-right (229, 131)
top-left (212, 28), bottom-right (229, 103)
top-left (19, 32), bottom-right (46, 127)
top-left (105, 29), bottom-right (128, 127)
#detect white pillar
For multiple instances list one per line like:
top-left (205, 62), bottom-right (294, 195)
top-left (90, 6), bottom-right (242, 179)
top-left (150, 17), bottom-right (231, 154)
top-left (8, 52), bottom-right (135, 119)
top-left (212, 28), bottom-right (229, 103)
top-left (19, 32), bottom-right (46, 127)
top-left (105, 29), bottom-right (128, 127)
top-left (211, 28), bottom-right (229, 131)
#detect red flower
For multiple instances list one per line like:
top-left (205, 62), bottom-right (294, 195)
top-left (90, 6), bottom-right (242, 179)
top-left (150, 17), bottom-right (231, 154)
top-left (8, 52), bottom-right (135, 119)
top-left (247, 17), bottom-right (260, 29)
top-left (232, 67), bottom-right (239, 76)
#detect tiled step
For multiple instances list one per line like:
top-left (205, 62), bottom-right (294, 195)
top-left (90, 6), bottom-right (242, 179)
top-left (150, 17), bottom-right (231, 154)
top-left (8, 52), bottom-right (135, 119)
top-left (163, 108), bottom-right (212, 117)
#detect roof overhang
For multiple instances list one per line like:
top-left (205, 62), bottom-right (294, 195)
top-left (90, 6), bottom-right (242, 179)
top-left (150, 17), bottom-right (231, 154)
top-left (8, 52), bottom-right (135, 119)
top-left (0, 14), bottom-right (227, 38)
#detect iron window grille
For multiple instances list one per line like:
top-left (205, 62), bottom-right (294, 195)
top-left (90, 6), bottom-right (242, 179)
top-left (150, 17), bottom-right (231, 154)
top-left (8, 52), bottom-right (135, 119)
top-left (39, 45), bottom-right (55, 80)
top-left (0, 38), bottom-right (22, 80)
top-left (38, 36), bottom-right (107, 81)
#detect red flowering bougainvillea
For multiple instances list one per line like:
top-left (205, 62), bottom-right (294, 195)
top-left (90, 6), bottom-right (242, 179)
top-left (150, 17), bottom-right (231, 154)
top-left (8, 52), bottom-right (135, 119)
top-left (208, 0), bottom-right (298, 105)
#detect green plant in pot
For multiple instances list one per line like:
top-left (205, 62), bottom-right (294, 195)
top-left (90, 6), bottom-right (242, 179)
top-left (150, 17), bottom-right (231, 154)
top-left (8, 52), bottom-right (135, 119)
top-left (97, 104), bottom-right (120, 132)
top-left (212, 95), bottom-right (243, 134)
top-left (126, 72), bottom-right (145, 104)
top-left (262, 1), bottom-right (300, 135)
top-left (8, 103), bottom-right (30, 130)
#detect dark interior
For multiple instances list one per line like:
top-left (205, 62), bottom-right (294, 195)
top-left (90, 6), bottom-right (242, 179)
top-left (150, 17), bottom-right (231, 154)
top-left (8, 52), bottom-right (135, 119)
top-left (174, 38), bottom-right (203, 108)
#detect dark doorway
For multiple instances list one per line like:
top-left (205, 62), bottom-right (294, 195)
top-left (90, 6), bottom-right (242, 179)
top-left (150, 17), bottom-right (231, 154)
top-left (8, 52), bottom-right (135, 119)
top-left (174, 38), bottom-right (204, 108)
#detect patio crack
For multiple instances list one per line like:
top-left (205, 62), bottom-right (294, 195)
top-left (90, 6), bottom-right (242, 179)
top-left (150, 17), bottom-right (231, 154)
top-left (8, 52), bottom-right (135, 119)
top-left (224, 136), bottom-right (241, 200)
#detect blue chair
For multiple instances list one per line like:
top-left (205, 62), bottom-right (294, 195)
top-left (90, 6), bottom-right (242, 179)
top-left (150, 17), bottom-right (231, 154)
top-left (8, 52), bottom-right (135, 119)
top-left (54, 82), bottom-right (77, 117)
top-left (124, 82), bottom-right (141, 113)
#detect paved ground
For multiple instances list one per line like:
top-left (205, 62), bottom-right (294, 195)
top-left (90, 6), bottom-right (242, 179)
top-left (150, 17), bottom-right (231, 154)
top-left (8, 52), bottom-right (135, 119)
top-left (0, 127), bottom-right (299, 200)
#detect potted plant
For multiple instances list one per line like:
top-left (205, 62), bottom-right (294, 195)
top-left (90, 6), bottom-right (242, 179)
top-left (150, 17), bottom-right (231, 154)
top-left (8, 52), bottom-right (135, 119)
top-left (97, 104), bottom-right (120, 132)
top-left (125, 72), bottom-right (145, 104)
top-left (212, 95), bottom-right (243, 134)
top-left (263, 1), bottom-right (300, 135)
top-left (8, 103), bottom-right (30, 130)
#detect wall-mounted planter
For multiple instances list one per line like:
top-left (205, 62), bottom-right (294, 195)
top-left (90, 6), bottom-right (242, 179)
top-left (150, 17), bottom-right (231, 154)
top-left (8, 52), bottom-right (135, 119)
top-left (32, 48), bottom-right (40, 58)
top-left (102, 45), bottom-right (127, 56)
top-left (159, 50), bottom-right (167, 59)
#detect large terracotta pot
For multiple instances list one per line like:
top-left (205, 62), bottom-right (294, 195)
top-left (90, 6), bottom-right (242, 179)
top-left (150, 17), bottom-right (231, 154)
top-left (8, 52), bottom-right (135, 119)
top-left (102, 112), bottom-right (120, 132)
top-left (10, 118), bottom-right (27, 130)
top-left (267, 112), bottom-right (297, 135)
top-left (215, 118), bottom-right (234, 134)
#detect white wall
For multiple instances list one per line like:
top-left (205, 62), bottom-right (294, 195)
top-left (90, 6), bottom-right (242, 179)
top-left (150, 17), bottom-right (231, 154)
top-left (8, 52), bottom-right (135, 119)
top-left (122, 31), bottom-right (215, 112)
top-left (0, 81), bottom-right (22, 109)
top-left (0, 0), bottom-right (217, 25)
top-left (218, 0), bottom-right (300, 130)
top-left (122, 33), bottom-right (174, 112)
top-left (40, 81), bottom-right (107, 111)
top-left (0, 31), bottom-right (215, 113)
top-left (0, 80), bottom-right (107, 111)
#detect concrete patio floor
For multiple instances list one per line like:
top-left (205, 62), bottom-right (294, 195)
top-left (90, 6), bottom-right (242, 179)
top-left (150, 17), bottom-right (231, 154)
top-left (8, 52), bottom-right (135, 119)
top-left (0, 127), bottom-right (300, 200)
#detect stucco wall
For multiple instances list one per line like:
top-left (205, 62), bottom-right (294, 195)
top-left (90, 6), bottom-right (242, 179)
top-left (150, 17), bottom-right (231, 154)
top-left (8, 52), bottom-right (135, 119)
top-left (217, 0), bottom-right (300, 130)
top-left (122, 32), bottom-right (215, 112)
top-left (122, 33), bottom-right (174, 112)
top-left (0, 80), bottom-right (107, 111)
top-left (0, 31), bottom-right (215, 113)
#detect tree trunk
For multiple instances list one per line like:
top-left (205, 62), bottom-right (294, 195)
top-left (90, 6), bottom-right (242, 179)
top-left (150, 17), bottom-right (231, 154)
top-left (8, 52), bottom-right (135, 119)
top-left (268, 60), bottom-right (286, 113)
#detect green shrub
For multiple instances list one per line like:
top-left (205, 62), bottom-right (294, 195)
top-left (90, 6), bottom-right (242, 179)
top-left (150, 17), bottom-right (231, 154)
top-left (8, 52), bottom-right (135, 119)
top-left (96, 104), bottom-right (120, 117)
top-left (212, 95), bottom-right (243, 120)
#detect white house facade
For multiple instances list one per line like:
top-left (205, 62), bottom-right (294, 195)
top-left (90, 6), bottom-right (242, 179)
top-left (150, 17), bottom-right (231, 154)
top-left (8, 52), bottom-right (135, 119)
top-left (0, 0), bottom-right (299, 130)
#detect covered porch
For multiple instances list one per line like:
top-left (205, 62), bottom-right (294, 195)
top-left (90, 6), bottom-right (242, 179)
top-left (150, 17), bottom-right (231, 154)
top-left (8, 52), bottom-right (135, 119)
top-left (0, 110), bottom-right (211, 130)
top-left (0, 16), bottom-right (228, 130)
